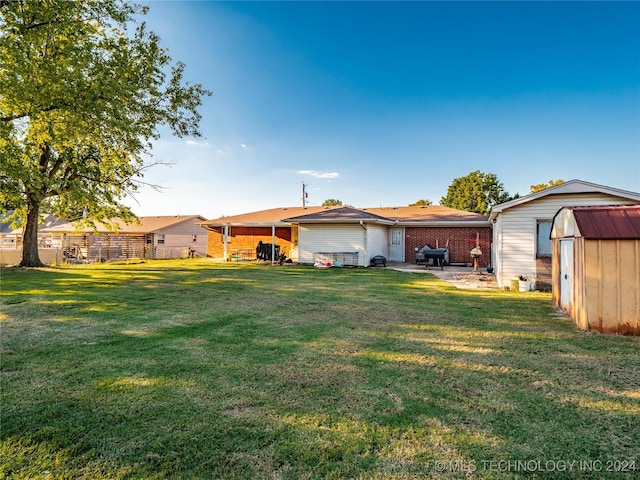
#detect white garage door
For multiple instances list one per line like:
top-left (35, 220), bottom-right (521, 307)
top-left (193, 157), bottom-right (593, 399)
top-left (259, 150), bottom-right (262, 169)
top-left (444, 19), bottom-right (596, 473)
top-left (298, 225), bottom-right (365, 266)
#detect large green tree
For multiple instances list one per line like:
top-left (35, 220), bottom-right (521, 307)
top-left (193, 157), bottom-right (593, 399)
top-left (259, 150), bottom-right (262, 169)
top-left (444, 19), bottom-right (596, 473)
top-left (409, 199), bottom-right (432, 206)
top-left (440, 170), bottom-right (512, 216)
top-left (530, 179), bottom-right (565, 193)
top-left (0, 0), bottom-right (210, 266)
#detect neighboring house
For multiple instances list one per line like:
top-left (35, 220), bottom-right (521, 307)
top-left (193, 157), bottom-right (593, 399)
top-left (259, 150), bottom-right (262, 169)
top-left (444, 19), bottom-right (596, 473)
top-left (489, 180), bottom-right (640, 290)
top-left (39, 215), bottom-right (208, 261)
top-left (201, 205), bottom-right (491, 267)
top-left (0, 214), bottom-right (16, 248)
top-left (0, 213), bottom-right (67, 248)
top-left (550, 205), bottom-right (640, 335)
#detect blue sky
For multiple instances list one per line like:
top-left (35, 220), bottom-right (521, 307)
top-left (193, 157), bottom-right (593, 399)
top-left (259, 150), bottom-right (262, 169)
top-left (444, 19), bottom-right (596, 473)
top-left (126, 1), bottom-right (640, 219)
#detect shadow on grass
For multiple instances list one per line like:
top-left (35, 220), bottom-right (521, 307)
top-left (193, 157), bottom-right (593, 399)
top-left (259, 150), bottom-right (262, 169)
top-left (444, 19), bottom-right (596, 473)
top-left (1, 261), bottom-right (639, 479)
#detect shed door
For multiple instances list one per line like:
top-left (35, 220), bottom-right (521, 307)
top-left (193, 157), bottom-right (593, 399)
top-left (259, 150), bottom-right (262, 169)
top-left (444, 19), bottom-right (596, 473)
top-left (560, 239), bottom-right (574, 311)
top-left (389, 228), bottom-right (404, 262)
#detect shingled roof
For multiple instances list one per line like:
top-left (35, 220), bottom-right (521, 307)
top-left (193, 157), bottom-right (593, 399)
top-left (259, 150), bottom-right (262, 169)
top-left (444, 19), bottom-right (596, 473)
top-left (201, 207), bottom-right (330, 227)
top-left (361, 205), bottom-right (487, 223)
top-left (41, 215), bottom-right (207, 234)
top-left (201, 205), bottom-right (489, 227)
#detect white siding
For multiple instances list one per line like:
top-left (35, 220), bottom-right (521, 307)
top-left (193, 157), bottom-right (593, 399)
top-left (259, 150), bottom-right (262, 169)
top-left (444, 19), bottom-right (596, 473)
top-left (493, 214), bottom-right (503, 284)
top-left (366, 224), bottom-right (389, 262)
top-left (298, 225), bottom-right (366, 266)
top-left (157, 219), bottom-right (209, 256)
top-left (495, 193), bottom-right (640, 287)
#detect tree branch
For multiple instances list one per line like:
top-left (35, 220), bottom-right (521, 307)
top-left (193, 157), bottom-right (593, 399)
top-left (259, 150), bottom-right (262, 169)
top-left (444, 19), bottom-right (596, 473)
top-left (1, 103), bottom-right (61, 123)
top-left (1, 92), bottom-right (107, 123)
top-left (38, 143), bottom-right (51, 171)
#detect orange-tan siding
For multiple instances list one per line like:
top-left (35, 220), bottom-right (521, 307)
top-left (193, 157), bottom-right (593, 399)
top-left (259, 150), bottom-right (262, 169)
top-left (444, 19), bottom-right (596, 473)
top-left (553, 237), bottom-right (640, 335)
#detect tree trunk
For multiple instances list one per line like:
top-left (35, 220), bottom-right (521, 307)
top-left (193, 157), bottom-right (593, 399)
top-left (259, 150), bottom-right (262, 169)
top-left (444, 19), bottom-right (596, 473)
top-left (19, 202), bottom-right (45, 267)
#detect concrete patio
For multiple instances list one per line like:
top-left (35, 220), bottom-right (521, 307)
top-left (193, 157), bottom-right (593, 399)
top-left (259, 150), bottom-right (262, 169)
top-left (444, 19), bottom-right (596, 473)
top-left (386, 261), bottom-right (499, 290)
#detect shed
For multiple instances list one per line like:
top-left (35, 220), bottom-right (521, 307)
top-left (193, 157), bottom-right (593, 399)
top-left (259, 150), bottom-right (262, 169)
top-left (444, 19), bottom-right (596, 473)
top-left (550, 205), bottom-right (640, 335)
top-left (489, 180), bottom-right (640, 290)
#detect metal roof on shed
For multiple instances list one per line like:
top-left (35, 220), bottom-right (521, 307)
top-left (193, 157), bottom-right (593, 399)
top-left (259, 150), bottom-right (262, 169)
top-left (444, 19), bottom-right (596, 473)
top-left (571, 205), bottom-right (640, 239)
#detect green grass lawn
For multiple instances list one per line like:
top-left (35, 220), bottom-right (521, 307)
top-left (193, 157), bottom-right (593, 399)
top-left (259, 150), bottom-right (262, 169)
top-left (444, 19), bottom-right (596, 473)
top-left (1, 259), bottom-right (638, 479)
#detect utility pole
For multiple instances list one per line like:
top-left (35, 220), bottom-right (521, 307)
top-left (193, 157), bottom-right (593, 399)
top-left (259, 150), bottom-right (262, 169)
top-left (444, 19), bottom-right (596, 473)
top-left (302, 182), bottom-right (308, 207)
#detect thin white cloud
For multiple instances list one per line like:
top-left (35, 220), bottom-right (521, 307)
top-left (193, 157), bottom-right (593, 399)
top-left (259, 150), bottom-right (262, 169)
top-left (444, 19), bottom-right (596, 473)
top-left (186, 140), bottom-right (210, 147)
top-left (298, 170), bottom-right (340, 179)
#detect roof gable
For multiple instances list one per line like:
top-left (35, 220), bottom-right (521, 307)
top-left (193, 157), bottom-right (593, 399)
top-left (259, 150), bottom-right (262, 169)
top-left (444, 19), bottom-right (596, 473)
top-left (283, 206), bottom-right (393, 224)
top-left (489, 180), bottom-right (640, 220)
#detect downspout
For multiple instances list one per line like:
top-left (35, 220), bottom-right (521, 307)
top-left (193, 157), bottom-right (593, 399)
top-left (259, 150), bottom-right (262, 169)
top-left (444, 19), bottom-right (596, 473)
top-left (360, 220), bottom-right (367, 267)
top-left (223, 225), bottom-right (229, 261)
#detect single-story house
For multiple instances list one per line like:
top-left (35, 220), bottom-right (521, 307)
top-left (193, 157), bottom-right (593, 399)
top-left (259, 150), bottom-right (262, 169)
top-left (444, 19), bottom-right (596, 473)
top-left (489, 180), bottom-right (640, 290)
top-left (550, 205), bottom-right (640, 335)
top-left (38, 215), bottom-right (209, 262)
top-left (0, 213), bottom-right (73, 264)
top-left (201, 205), bottom-right (491, 267)
top-left (0, 213), bottom-right (67, 248)
top-left (0, 214), bottom-right (17, 247)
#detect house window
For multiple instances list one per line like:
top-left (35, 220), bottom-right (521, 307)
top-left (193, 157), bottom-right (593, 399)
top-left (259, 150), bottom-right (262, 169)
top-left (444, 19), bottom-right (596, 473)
top-left (536, 220), bottom-right (552, 257)
top-left (391, 229), bottom-right (402, 245)
top-left (157, 234), bottom-right (165, 244)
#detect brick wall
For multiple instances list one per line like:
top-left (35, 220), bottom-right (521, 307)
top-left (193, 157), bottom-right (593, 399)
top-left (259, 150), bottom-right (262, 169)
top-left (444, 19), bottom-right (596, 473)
top-left (405, 226), bottom-right (492, 267)
top-left (207, 225), bottom-right (492, 266)
top-left (207, 227), bottom-right (293, 260)
top-left (535, 256), bottom-right (552, 292)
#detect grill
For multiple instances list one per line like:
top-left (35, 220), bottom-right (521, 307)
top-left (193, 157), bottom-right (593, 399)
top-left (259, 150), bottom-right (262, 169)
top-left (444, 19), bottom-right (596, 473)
top-left (415, 246), bottom-right (448, 270)
top-left (370, 255), bottom-right (387, 267)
